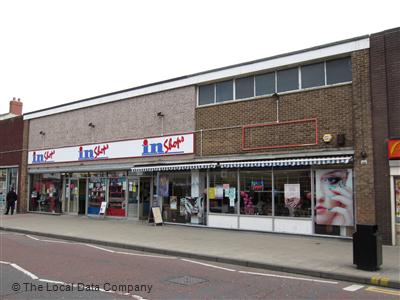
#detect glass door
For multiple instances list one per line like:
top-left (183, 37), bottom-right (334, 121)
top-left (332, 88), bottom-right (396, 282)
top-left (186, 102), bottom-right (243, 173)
top-left (68, 179), bottom-right (79, 214)
top-left (127, 177), bottom-right (139, 219)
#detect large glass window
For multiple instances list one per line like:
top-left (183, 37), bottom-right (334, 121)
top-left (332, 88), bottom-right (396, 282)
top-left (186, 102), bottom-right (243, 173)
top-left (216, 80), bottom-right (233, 102)
top-left (29, 173), bottom-right (62, 213)
top-left (301, 62), bottom-right (325, 88)
top-left (0, 169), bottom-right (8, 212)
top-left (240, 170), bottom-right (272, 216)
top-left (277, 67), bottom-right (299, 93)
top-left (326, 57), bottom-right (352, 84)
top-left (108, 177), bottom-right (127, 217)
top-left (161, 172), bottom-right (206, 225)
top-left (255, 73), bottom-right (275, 96)
top-left (274, 170), bottom-right (311, 217)
top-left (235, 76), bottom-right (254, 99)
top-left (87, 176), bottom-right (107, 215)
top-left (209, 170), bottom-right (238, 214)
top-left (199, 84), bottom-right (215, 105)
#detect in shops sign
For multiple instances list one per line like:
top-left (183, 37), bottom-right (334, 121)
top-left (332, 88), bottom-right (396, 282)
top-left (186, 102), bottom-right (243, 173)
top-left (28, 133), bottom-right (194, 165)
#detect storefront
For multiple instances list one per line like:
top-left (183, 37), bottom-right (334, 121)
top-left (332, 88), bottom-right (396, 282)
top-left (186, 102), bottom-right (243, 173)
top-left (388, 140), bottom-right (400, 245)
top-left (0, 167), bottom-right (18, 212)
top-left (27, 133), bottom-right (195, 219)
top-left (130, 156), bottom-right (354, 237)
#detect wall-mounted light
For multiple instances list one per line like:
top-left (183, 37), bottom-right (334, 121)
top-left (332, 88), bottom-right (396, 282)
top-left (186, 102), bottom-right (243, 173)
top-left (157, 112), bottom-right (164, 118)
top-left (88, 122), bottom-right (95, 128)
top-left (39, 131), bottom-right (45, 136)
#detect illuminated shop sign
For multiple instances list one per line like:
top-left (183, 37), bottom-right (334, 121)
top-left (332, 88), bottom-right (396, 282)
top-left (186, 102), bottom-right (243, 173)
top-left (388, 140), bottom-right (400, 160)
top-left (28, 133), bottom-right (194, 165)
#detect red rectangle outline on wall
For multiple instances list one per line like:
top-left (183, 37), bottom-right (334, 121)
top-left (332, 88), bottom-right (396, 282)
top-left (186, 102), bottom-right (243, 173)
top-left (241, 118), bottom-right (318, 151)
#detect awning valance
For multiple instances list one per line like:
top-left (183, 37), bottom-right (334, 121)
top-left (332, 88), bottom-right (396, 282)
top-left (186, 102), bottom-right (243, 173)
top-left (131, 163), bottom-right (218, 172)
top-left (220, 156), bottom-right (353, 168)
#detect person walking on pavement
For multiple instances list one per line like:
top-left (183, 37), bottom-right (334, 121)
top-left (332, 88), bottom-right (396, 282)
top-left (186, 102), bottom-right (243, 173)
top-left (5, 187), bottom-right (17, 215)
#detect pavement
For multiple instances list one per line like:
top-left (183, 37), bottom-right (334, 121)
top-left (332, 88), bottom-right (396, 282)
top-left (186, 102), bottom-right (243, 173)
top-left (1, 213), bottom-right (399, 289)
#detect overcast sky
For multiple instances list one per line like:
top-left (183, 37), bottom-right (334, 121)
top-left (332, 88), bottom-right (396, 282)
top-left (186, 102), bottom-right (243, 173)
top-left (0, 0), bottom-right (399, 114)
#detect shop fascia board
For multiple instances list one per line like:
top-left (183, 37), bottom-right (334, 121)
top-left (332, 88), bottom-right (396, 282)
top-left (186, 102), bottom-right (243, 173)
top-left (23, 38), bottom-right (369, 121)
top-left (27, 148), bottom-right (355, 174)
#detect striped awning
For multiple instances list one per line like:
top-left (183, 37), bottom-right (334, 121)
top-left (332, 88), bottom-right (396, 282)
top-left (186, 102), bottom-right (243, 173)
top-left (220, 156), bottom-right (353, 168)
top-left (131, 163), bottom-right (218, 172)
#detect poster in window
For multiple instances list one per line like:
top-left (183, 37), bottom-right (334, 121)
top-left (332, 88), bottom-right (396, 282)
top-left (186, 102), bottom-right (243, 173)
top-left (284, 184), bottom-right (301, 208)
top-left (216, 185), bottom-right (223, 199)
top-left (159, 175), bottom-right (169, 197)
top-left (228, 187), bottom-right (236, 207)
top-left (315, 169), bottom-right (353, 226)
top-left (208, 187), bottom-right (216, 199)
top-left (170, 196), bottom-right (177, 210)
top-left (395, 178), bottom-right (400, 224)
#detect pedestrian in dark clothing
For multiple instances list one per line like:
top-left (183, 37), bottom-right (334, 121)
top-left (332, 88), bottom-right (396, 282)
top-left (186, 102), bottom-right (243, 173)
top-left (5, 187), bottom-right (17, 215)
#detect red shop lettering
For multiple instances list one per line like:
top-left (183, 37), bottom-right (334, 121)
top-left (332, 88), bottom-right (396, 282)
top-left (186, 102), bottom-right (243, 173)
top-left (164, 136), bottom-right (184, 153)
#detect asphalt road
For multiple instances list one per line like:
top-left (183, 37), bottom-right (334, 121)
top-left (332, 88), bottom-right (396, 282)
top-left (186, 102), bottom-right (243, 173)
top-left (0, 232), bottom-right (399, 299)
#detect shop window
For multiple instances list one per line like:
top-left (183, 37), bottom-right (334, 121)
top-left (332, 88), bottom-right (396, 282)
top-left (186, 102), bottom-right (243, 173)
top-left (161, 172), bottom-right (206, 225)
top-left (0, 169), bottom-right (7, 211)
top-left (29, 173), bottom-right (62, 213)
top-left (273, 170), bottom-right (311, 218)
top-left (277, 67), bottom-right (299, 93)
top-left (199, 84), bottom-right (215, 105)
top-left (209, 170), bottom-right (238, 214)
top-left (216, 80), bottom-right (233, 102)
top-left (239, 170), bottom-right (272, 216)
top-left (395, 178), bottom-right (400, 224)
top-left (326, 57), bottom-right (352, 84)
top-left (235, 76), bottom-right (254, 99)
top-left (108, 177), bottom-right (127, 217)
top-left (87, 177), bottom-right (107, 214)
top-left (255, 72), bottom-right (275, 96)
top-left (301, 62), bottom-right (325, 88)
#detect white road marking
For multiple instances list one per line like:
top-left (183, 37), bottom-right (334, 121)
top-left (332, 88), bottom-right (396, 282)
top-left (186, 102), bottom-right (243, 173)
top-left (25, 235), bottom-right (40, 241)
top-left (343, 284), bottom-right (364, 291)
top-left (181, 258), bottom-right (236, 272)
top-left (10, 263), bottom-right (39, 280)
top-left (84, 244), bottom-right (115, 253)
top-left (39, 278), bottom-right (67, 285)
top-left (0, 260), bottom-right (11, 264)
top-left (41, 239), bottom-right (73, 244)
top-left (239, 271), bottom-right (338, 284)
top-left (114, 251), bottom-right (176, 259)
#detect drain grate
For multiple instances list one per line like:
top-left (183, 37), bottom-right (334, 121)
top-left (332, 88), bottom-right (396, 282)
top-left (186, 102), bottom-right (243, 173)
top-left (167, 276), bottom-right (208, 286)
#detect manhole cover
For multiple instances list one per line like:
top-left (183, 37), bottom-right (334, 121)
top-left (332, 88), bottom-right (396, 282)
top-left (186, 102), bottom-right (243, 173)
top-left (167, 276), bottom-right (208, 286)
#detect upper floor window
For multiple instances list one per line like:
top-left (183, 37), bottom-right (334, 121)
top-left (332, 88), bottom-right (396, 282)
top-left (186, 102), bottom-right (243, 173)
top-left (216, 80), bottom-right (233, 102)
top-left (301, 62), bottom-right (325, 88)
top-left (277, 67), bottom-right (299, 93)
top-left (198, 57), bottom-right (352, 106)
top-left (326, 57), bottom-right (352, 84)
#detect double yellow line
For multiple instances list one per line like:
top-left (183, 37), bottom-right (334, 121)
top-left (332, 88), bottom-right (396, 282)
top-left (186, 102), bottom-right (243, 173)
top-left (366, 286), bottom-right (400, 296)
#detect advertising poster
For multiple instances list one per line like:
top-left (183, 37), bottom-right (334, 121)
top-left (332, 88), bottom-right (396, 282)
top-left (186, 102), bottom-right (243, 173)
top-left (395, 178), bottom-right (400, 223)
top-left (315, 169), bottom-right (353, 226)
top-left (208, 187), bottom-right (216, 199)
top-left (284, 184), bottom-right (301, 209)
top-left (159, 175), bottom-right (169, 197)
top-left (228, 188), bottom-right (236, 207)
top-left (216, 185), bottom-right (223, 199)
top-left (170, 196), bottom-right (177, 210)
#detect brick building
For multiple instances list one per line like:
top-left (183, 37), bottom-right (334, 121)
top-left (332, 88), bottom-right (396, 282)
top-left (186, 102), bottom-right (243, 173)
top-left (370, 27), bottom-right (400, 245)
top-left (20, 29), bottom-right (399, 244)
top-left (0, 98), bottom-right (28, 213)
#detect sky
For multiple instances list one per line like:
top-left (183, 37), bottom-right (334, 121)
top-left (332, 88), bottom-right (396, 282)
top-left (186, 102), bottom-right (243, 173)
top-left (0, 0), bottom-right (399, 114)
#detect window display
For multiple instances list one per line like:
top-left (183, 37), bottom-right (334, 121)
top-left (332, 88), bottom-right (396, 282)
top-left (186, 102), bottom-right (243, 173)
top-left (274, 170), bottom-right (311, 217)
top-left (240, 170), bottom-right (272, 216)
top-left (396, 178), bottom-right (400, 224)
top-left (108, 177), bottom-right (127, 217)
top-left (29, 173), bottom-right (62, 213)
top-left (87, 177), bottom-right (107, 214)
top-left (161, 172), bottom-right (206, 225)
top-left (209, 170), bottom-right (238, 214)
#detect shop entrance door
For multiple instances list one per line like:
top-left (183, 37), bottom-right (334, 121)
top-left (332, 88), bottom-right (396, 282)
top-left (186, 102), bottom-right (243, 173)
top-left (139, 177), bottom-right (153, 220)
top-left (127, 177), bottom-right (139, 219)
top-left (78, 179), bottom-right (87, 215)
top-left (66, 179), bottom-right (79, 214)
